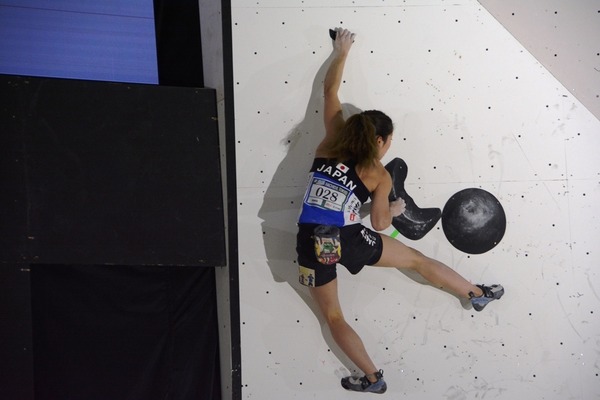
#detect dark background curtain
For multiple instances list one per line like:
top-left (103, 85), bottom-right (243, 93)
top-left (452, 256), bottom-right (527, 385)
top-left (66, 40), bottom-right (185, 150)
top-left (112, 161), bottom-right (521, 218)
top-left (1, 1), bottom-right (227, 398)
top-left (31, 265), bottom-right (221, 400)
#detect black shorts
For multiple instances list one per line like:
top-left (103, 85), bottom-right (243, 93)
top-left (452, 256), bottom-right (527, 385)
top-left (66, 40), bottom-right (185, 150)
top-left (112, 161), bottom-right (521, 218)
top-left (296, 223), bottom-right (383, 287)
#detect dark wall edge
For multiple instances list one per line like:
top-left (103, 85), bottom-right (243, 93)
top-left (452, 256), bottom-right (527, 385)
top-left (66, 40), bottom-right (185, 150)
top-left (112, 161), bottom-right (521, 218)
top-left (197, 0), bottom-right (241, 399)
top-left (220, 1), bottom-right (242, 397)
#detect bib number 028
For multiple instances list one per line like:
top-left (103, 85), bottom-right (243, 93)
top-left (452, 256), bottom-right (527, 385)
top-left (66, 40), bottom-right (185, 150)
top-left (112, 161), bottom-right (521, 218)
top-left (306, 178), bottom-right (348, 212)
top-left (315, 186), bottom-right (339, 202)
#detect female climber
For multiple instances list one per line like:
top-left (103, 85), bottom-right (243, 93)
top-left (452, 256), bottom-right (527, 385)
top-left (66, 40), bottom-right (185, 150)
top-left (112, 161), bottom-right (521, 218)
top-left (295, 28), bottom-right (504, 394)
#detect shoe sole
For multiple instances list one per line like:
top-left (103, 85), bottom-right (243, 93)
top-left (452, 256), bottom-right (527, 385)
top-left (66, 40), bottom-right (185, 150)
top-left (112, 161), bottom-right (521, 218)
top-left (341, 380), bottom-right (387, 394)
top-left (472, 287), bottom-right (504, 311)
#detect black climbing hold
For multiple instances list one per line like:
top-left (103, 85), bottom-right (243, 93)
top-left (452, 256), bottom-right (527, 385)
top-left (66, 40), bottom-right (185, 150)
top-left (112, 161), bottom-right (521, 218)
top-left (385, 158), bottom-right (442, 240)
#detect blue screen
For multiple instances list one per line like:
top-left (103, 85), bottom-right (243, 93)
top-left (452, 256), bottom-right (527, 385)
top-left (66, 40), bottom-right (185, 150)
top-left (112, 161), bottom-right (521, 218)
top-left (0, 0), bottom-right (158, 84)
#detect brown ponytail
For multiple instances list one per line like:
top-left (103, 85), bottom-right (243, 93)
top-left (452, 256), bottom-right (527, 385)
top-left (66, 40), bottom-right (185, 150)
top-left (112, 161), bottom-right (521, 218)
top-left (328, 114), bottom-right (378, 168)
top-left (328, 110), bottom-right (394, 168)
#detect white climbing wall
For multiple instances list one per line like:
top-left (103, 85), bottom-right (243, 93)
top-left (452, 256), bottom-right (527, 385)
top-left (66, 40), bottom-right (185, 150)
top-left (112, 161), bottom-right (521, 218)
top-left (232, 1), bottom-right (600, 398)
top-left (479, 0), bottom-right (600, 121)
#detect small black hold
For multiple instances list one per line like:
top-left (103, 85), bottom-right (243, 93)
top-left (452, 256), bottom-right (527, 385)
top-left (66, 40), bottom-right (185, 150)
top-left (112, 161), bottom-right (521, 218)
top-left (329, 29), bottom-right (336, 40)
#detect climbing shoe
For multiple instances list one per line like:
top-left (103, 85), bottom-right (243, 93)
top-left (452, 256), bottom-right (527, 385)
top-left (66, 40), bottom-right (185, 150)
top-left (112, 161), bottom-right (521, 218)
top-left (341, 369), bottom-right (387, 394)
top-left (470, 284), bottom-right (504, 311)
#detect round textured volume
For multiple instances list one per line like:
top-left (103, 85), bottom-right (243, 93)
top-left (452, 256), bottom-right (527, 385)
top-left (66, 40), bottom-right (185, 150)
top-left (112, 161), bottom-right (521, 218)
top-left (442, 188), bottom-right (506, 254)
